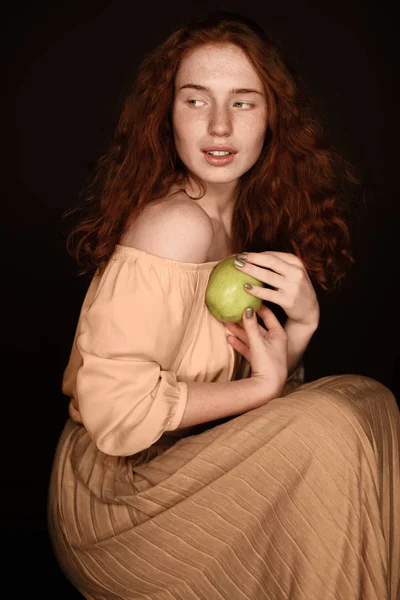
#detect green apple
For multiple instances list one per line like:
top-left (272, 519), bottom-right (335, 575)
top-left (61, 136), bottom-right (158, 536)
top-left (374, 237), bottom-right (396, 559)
top-left (205, 255), bottom-right (264, 323)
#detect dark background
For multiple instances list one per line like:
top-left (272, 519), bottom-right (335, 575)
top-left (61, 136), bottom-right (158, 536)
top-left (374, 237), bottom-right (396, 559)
top-left (4, 0), bottom-right (397, 597)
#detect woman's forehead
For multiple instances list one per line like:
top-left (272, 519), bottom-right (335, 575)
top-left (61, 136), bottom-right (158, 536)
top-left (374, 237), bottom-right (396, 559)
top-left (175, 44), bottom-right (262, 87)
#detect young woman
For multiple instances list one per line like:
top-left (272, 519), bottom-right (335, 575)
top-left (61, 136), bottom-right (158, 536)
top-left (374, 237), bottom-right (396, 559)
top-left (48, 10), bottom-right (400, 600)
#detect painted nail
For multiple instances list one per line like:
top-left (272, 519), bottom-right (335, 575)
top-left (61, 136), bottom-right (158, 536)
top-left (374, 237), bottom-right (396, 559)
top-left (244, 283), bottom-right (253, 290)
top-left (234, 259), bottom-right (245, 268)
top-left (236, 253), bottom-right (248, 261)
top-left (245, 307), bottom-right (254, 318)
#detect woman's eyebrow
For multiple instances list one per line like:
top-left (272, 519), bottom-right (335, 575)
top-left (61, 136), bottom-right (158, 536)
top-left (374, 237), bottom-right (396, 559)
top-left (178, 83), bottom-right (263, 95)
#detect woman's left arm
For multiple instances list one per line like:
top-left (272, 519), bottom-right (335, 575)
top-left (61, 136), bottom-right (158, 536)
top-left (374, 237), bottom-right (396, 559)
top-left (233, 251), bottom-right (320, 377)
top-left (283, 317), bottom-right (319, 377)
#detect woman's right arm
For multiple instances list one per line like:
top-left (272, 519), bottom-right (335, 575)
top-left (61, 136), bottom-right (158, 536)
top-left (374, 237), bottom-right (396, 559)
top-left (121, 196), bottom-right (288, 432)
top-left (178, 377), bottom-right (281, 429)
top-left (178, 303), bottom-right (288, 428)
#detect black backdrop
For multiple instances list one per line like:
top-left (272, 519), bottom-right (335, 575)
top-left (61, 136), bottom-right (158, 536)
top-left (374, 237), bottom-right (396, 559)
top-left (5, 1), bottom-right (398, 597)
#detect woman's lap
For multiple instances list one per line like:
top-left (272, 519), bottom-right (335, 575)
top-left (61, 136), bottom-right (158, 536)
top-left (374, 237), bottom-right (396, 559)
top-left (48, 374), bottom-right (400, 599)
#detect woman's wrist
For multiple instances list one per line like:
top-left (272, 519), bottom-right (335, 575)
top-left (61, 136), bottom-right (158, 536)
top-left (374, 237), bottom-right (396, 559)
top-left (284, 318), bottom-right (318, 377)
top-left (250, 372), bottom-right (287, 406)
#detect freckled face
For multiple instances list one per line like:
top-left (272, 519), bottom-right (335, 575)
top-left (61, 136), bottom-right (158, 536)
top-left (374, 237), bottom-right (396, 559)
top-left (172, 43), bottom-right (268, 185)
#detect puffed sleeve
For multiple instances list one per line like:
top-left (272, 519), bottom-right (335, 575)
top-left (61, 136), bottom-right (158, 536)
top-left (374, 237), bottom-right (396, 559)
top-left (72, 252), bottom-right (198, 457)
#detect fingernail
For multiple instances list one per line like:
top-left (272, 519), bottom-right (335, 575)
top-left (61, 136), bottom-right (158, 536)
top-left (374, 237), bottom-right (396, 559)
top-left (236, 253), bottom-right (247, 261)
top-left (234, 259), bottom-right (245, 268)
top-left (245, 307), bottom-right (253, 318)
top-left (244, 283), bottom-right (252, 290)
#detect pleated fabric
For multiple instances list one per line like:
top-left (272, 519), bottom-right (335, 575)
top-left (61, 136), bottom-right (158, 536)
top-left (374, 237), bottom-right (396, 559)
top-left (48, 373), bottom-right (400, 600)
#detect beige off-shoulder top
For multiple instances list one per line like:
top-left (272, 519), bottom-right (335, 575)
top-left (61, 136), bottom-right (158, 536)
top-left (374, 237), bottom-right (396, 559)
top-left (62, 245), bottom-right (249, 457)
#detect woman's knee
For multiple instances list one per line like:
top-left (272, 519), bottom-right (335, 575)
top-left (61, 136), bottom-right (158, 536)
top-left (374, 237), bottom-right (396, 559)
top-left (287, 373), bottom-right (398, 459)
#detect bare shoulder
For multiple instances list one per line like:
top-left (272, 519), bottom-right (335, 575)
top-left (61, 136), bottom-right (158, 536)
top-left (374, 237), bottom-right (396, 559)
top-left (119, 193), bottom-right (214, 263)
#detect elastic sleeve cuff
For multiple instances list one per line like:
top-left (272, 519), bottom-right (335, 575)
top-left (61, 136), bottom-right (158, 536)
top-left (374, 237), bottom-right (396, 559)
top-left (166, 381), bottom-right (188, 431)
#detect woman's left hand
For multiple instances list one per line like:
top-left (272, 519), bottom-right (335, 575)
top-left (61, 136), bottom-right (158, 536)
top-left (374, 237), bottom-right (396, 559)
top-left (234, 251), bottom-right (320, 327)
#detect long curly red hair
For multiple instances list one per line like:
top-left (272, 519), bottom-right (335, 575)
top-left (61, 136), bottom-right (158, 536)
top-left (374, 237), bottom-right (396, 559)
top-left (65, 10), bottom-right (362, 292)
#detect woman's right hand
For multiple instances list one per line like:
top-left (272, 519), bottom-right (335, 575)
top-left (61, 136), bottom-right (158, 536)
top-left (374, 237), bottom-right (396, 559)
top-left (224, 305), bottom-right (288, 396)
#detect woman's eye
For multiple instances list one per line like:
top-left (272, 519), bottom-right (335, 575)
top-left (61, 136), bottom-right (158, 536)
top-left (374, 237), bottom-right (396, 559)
top-left (187, 99), bottom-right (204, 107)
top-left (187, 99), bottom-right (253, 109)
top-left (234, 102), bottom-right (253, 109)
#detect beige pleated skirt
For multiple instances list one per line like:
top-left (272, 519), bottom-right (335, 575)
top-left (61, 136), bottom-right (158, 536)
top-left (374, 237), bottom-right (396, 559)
top-left (47, 374), bottom-right (400, 600)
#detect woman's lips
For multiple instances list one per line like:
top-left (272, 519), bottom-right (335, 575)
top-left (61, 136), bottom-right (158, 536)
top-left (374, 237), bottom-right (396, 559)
top-left (202, 151), bottom-right (236, 166)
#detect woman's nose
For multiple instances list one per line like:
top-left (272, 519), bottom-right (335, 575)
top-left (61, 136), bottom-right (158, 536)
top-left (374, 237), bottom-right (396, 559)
top-left (208, 106), bottom-right (232, 136)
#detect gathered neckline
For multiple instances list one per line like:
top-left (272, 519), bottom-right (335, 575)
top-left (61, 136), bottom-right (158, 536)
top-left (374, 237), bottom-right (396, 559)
top-left (114, 244), bottom-right (236, 271)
